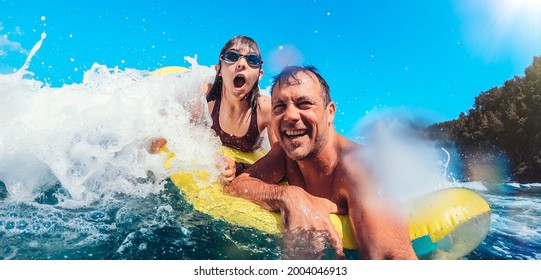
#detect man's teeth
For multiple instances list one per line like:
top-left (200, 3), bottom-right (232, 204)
top-left (285, 130), bottom-right (306, 136)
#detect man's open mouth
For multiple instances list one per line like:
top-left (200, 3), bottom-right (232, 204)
top-left (284, 129), bottom-right (308, 139)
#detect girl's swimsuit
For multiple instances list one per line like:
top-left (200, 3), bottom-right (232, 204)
top-left (210, 96), bottom-right (263, 152)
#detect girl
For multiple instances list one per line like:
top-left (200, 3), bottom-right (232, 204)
top-left (152, 36), bottom-right (276, 183)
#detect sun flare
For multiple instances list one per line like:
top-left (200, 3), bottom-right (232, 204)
top-left (492, 0), bottom-right (541, 27)
top-left (460, 0), bottom-right (541, 61)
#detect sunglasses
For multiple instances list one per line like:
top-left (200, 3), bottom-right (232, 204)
top-left (222, 51), bottom-right (262, 67)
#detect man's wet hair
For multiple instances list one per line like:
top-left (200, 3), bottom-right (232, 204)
top-left (271, 65), bottom-right (331, 106)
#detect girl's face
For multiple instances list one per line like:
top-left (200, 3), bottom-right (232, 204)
top-left (218, 43), bottom-right (264, 100)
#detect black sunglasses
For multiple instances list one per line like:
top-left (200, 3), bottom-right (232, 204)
top-left (222, 51), bottom-right (262, 67)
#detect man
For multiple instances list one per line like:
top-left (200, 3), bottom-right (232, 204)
top-left (224, 66), bottom-right (417, 260)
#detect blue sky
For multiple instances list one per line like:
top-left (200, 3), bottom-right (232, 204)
top-left (2, 0), bottom-right (541, 134)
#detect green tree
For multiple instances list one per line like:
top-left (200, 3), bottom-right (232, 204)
top-left (428, 56), bottom-right (541, 183)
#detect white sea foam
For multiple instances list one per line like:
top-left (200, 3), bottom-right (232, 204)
top-left (460, 181), bottom-right (488, 191)
top-left (504, 182), bottom-right (521, 188)
top-left (519, 183), bottom-right (541, 189)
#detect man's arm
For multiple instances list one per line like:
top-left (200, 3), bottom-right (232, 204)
top-left (226, 145), bottom-right (344, 257)
top-left (344, 156), bottom-right (417, 260)
top-left (224, 144), bottom-right (288, 211)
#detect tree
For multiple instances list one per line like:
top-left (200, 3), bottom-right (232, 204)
top-left (427, 56), bottom-right (541, 183)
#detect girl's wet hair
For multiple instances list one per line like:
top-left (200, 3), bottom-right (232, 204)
top-left (206, 36), bottom-right (262, 111)
top-left (271, 65), bottom-right (331, 106)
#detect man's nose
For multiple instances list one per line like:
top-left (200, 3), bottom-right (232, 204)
top-left (283, 104), bottom-right (301, 122)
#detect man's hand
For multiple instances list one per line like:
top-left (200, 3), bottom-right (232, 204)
top-left (280, 186), bottom-right (345, 259)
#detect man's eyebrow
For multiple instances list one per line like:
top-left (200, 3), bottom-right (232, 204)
top-left (295, 95), bottom-right (315, 102)
top-left (272, 98), bottom-right (284, 104)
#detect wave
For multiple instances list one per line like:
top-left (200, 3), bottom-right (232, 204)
top-left (1, 57), bottom-right (223, 206)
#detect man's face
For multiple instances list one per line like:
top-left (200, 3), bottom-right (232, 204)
top-left (271, 71), bottom-right (335, 161)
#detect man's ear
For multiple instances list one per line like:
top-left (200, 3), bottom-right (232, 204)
top-left (326, 101), bottom-right (336, 124)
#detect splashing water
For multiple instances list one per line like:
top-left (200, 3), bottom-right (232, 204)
top-left (0, 35), bottom-right (260, 259)
top-left (1, 34), bottom-right (223, 203)
top-left (354, 109), bottom-right (458, 200)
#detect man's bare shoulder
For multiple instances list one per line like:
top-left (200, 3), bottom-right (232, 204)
top-left (336, 135), bottom-right (374, 192)
top-left (337, 135), bottom-right (363, 162)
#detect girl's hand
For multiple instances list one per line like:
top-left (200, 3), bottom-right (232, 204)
top-left (149, 137), bottom-right (167, 154)
top-left (220, 157), bottom-right (237, 184)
